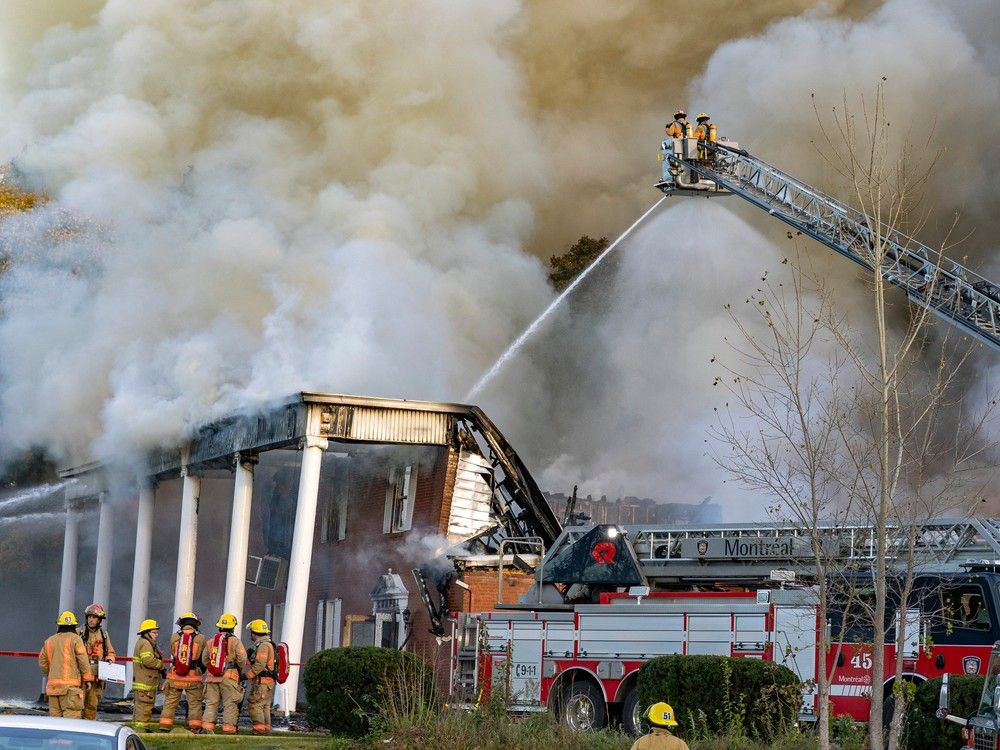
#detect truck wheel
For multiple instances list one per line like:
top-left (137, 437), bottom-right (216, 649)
top-left (559, 680), bottom-right (607, 732)
top-left (621, 687), bottom-right (645, 737)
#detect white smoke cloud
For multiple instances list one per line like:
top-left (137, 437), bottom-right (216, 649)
top-left (0, 1), bottom-right (553, 465)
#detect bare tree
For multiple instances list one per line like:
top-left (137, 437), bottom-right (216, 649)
top-left (715, 82), bottom-right (998, 750)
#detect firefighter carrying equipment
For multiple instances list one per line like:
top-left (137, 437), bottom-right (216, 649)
top-left (177, 611), bottom-right (201, 626)
top-left (172, 629), bottom-right (197, 677)
top-left (57, 611), bottom-right (78, 627)
top-left (216, 613), bottom-right (238, 630)
top-left (84, 603), bottom-right (106, 619)
top-left (647, 702), bottom-right (679, 727)
top-left (137, 619), bottom-right (159, 634)
top-left (247, 619), bottom-right (270, 636)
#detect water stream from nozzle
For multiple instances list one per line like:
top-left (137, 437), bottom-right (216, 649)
top-left (464, 196), bottom-right (666, 401)
top-left (0, 480), bottom-right (75, 517)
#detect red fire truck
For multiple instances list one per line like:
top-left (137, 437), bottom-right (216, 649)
top-left (450, 518), bottom-right (1000, 734)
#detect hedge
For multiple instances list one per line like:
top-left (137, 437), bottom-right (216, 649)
top-left (902, 675), bottom-right (984, 750)
top-left (303, 646), bottom-right (436, 737)
top-left (636, 654), bottom-right (800, 739)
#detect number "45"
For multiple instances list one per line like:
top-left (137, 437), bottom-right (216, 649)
top-left (850, 652), bottom-right (873, 670)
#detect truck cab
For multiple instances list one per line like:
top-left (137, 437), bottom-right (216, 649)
top-left (939, 641), bottom-right (1000, 749)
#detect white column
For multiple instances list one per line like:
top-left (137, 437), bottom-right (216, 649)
top-left (279, 436), bottom-right (328, 712)
top-left (223, 453), bottom-right (255, 627)
top-left (58, 502), bottom-right (79, 613)
top-left (173, 459), bottom-right (201, 624)
top-left (93, 492), bottom-right (114, 608)
top-left (126, 483), bottom-right (155, 690)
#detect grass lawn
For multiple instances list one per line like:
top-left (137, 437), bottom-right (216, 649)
top-left (138, 730), bottom-right (345, 750)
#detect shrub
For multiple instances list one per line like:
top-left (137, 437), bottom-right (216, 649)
top-left (303, 646), bottom-right (436, 737)
top-left (903, 675), bottom-right (984, 750)
top-left (637, 654), bottom-right (800, 740)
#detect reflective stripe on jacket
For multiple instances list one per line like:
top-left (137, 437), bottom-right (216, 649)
top-left (132, 635), bottom-right (163, 692)
top-left (80, 626), bottom-right (115, 665)
top-left (246, 638), bottom-right (275, 684)
top-left (39, 631), bottom-right (94, 696)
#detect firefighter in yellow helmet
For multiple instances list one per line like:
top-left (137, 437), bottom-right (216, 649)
top-left (201, 613), bottom-right (248, 735)
top-left (132, 619), bottom-right (164, 726)
top-left (694, 113), bottom-right (714, 161)
top-left (159, 612), bottom-right (208, 733)
top-left (630, 702), bottom-right (688, 750)
top-left (244, 619), bottom-right (277, 735)
top-left (38, 611), bottom-right (95, 718)
top-left (79, 603), bottom-right (116, 720)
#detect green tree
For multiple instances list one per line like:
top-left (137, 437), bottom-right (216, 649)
top-left (548, 235), bottom-right (609, 291)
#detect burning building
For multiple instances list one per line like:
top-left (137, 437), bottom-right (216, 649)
top-left (55, 392), bottom-right (561, 710)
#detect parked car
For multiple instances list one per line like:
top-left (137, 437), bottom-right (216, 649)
top-left (0, 716), bottom-right (146, 750)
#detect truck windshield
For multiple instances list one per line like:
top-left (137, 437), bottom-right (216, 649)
top-left (980, 647), bottom-right (1000, 716)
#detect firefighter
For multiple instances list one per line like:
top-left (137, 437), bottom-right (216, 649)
top-left (38, 611), bottom-right (94, 718)
top-left (132, 619), bottom-right (164, 727)
top-left (664, 110), bottom-right (688, 140)
top-left (244, 619), bottom-right (276, 735)
top-left (159, 612), bottom-right (207, 733)
top-left (201, 613), bottom-right (248, 735)
top-left (694, 113), bottom-right (712, 161)
top-left (630, 702), bottom-right (689, 750)
top-left (79, 603), bottom-right (116, 720)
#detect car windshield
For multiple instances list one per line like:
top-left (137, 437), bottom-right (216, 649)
top-left (0, 728), bottom-right (114, 750)
top-left (980, 647), bottom-right (1000, 716)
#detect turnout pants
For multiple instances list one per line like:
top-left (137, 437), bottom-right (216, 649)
top-left (132, 687), bottom-right (157, 724)
top-left (83, 680), bottom-right (105, 720)
top-left (159, 680), bottom-right (206, 731)
top-left (248, 680), bottom-right (275, 734)
top-left (48, 687), bottom-right (84, 718)
top-left (202, 679), bottom-right (244, 734)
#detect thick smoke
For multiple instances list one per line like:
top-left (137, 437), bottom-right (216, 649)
top-left (1, 0), bottom-right (997, 516)
top-left (0, 0), bottom-right (553, 465)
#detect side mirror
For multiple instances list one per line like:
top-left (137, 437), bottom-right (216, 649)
top-left (936, 673), bottom-right (951, 719)
top-left (993, 684), bottom-right (1000, 714)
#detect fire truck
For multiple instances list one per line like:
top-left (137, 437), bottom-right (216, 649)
top-left (449, 517), bottom-right (1000, 734)
top-left (938, 641), bottom-right (1000, 750)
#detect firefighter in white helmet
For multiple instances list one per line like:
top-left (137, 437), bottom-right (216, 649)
top-left (131, 619), bottom-right (164, 726)
top-left (79, 603), bottom-right (116, 720)
top-left (244, 619), bottom-right (277, 735)
top-left (159, 612), bottom-right (208, 733)
top-left (201, 613), bottom-right (247, 735)
top-left (630, 702), bottom-right (689, 750)
top-left (39, 611), bottom-right (95, 718)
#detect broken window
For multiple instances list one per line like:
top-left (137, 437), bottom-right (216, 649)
top-left (384, 464), bottom-right (417, 533)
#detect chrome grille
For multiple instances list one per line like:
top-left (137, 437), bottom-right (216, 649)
top-left (974, 728), bottom-right (996, 750)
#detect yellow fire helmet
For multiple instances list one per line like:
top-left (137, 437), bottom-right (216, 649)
top-left (177, 611), bottom-right (201, 626)
top-left (246, 619), bottom-right (271, 636)
top-left (216, 613), bottom-right (238, 630)
top-left (57, 611), bottom-right (78, 627)
top-left (647, 701), bottom-right (679, 727)
top-left (673, 109), bottom-right (686, 119)
top-left (137, 619), bottom-right (159, 634)
top-left (696, 112), bottom-right (710, 122)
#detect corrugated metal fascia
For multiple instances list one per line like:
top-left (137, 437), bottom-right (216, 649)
top-left (321, 405), bottom-right (449, 445)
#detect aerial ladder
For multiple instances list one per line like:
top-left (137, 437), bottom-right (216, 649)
top-left (656, 137), bottom-right (1000, 351)
top-left (538, 515), bottom-right (1000, 591)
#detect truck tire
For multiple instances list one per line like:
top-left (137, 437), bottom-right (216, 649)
top-left (558, 680), bottom-right (607, 732)
top-left (621, 687), bottom-right (645, 737)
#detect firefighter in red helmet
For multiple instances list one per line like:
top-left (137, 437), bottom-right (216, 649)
top-left (79, 603), bottom-right (116, 720)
